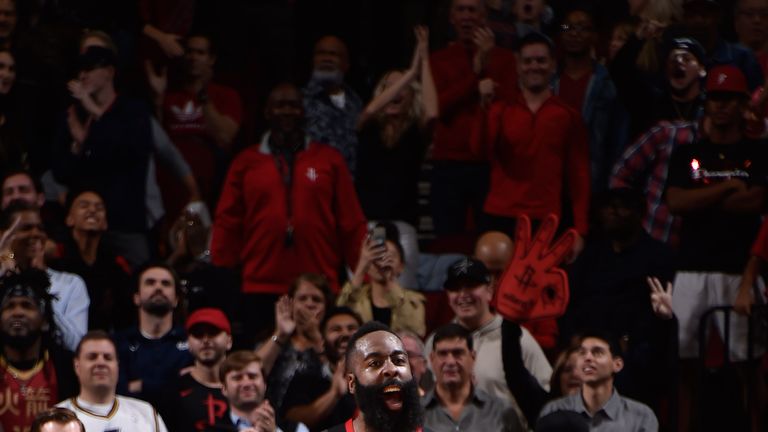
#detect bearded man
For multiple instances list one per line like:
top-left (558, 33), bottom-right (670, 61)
top-left (114, 262), bottom-right (193, 408)
top-left (326, 321), bottom-right (430, 432)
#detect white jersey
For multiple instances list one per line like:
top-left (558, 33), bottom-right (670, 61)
top-left (57, 395), bottom-right (168, 432)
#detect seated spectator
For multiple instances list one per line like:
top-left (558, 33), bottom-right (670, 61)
top-left (563, 188), bottom-right (677, 407)
top-left (207, 350), bottom-right (308, 432)
top-left (398, 330), bottom-right (434, 396)
top-left (424, 257), bottom-right (552, 415)
top-left (548, 347), bottom-right (583, 400)
top-left (2, 169), bottom-right (67, 247)
top-left (58, 331), bottom-right (169, 431)
top-left (278, 306), bottom-right (360, 431)
top-left (31, 408), bottom-right (85, 432)
top-left (424, 323), bottom-right (524, 431)
top-left (539, 332), bottom-right (658, 431)
top-left (49, 189), bottom-right (133, 332)
top-left (166, 209), bottom-right (239, 316)
top-left (0, 270), bottom-right (78, 432)
top-left (2, 200), bottom-right (89, 351)
top-left (114, 262), bottom-right (193, 408)
top-left (162, 308), bottom-right (233, 432)
top-left (256, 274), bottom-right (331, 421)
top-left (355, 27), bottom-right (437, 227)
top-left (339, 222), bottom-right (426, 336)
top-left (147, 32), bottom-right (242, 222)
top-left (304, 35), bottom-right (362, 174)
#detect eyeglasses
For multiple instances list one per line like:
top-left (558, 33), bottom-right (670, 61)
top-left (560, 24), bottom-right (594, 34)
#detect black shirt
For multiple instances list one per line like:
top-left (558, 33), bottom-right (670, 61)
top-left (161, 372), bottom-right (229, 432)
top-left (666, 139), bottom-right (767, 273)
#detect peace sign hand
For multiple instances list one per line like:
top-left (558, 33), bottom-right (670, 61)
top-left (496, 214), bottom-right (576, 322)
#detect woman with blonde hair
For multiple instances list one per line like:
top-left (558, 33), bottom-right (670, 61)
top-left (355, 26), bottom-right (438, 227)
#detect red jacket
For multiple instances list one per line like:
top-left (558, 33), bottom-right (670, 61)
top-left (211, 140), bottom-right (367, 294)
top-left (430, 43), bottom-right (518, 161)
top-left (473, 94), bottom-right (591, 234)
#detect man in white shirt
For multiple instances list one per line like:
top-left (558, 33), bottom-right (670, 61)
top-left (57, 331), bottom-right (168, 432)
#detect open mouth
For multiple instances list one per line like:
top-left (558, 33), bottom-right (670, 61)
top-left (382, 385), bottom-right (403, 410)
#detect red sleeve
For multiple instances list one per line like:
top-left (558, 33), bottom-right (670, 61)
top-left (566, 112), bottom-right (591, 235)
top-left (431, 49), bottom-right (480, 118)
top-left (211, 85), bottom-right (243, 125)
top-left (332, 152), bottom-right (368, 274)
top-left (752, 219), bottom-right (768, 261)
top-left (211, 156), bottom-right (246, 267)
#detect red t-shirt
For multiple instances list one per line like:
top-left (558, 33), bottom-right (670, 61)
top-left (558, 72), bottom-right (592, 114)
top-left (0, 354), bottom-right (58, 432)
top-left (160, 82), bottom-right (243, 218)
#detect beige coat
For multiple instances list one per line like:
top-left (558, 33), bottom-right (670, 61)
top-left (337, 281), bottom-right (426, 337)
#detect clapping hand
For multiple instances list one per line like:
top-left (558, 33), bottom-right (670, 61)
top-left (647, 277), bottom-right (674, 320)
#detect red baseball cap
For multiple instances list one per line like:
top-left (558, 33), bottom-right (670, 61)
top-left (705, 65), bottom-right (748, 95)
top-left (186, 308), bottom-right (231, 335)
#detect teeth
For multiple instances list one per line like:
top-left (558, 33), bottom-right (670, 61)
top-left (383, 385), bottom-right (401, 393)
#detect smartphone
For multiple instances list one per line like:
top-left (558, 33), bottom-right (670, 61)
top-left (371, 226), bottom-right (387, 248)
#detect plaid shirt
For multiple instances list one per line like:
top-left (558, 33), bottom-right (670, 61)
top-left (610, 120), bottom-right (699, 246)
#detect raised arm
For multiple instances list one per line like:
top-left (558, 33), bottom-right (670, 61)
top-left (417, 26), bottom-right (438, 127)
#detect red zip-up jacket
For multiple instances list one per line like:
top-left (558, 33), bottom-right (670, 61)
top-left (211, 139), bottom-right (367, 294)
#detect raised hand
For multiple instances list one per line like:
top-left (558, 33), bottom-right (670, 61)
top-left (496, 214), bottom-right (576, 322)
top-left (0, 216), bottom-right (20, 275)
top-left (68, 79), bottom-right (88, 101)
top-left (647, 276), bottom-right (674, 320)
top-left (157, 32), bottom-right (184, 58)
top-left (415, 26), bottom-right (429, 63)
top-left (478, 78), bottom-right (497, 108)
top-left (274, 295), bottom-right (296, 340)
top-left (144, 60), bottom-right (168, 97)
top-left (472, 26), bottom-right (495, 74)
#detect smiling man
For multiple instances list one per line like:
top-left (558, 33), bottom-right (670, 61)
top-left (58, 331), bottom-right (168, 431)
top-left (539, 332), bottom-right (657, 431)
top-left (424, 323), bottom-right (522, 431)
top-left (327, 321), bottom-right (426, 432)
top-left (473, 31), bottom-right (589, 248)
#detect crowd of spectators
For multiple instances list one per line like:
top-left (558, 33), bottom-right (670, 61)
top-left (0, 0), bottom-right (766, 431)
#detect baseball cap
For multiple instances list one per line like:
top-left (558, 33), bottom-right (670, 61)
top-left (77, 46), bottom-right (117, 71)
top-left (665, 37), bottom-right (706, 64)
top-left (705, 65), bottom-right (749, 95)
top-left (444, 257), bottom-right (491, 290)
top-left (186, 308), bottom-right (231, 335)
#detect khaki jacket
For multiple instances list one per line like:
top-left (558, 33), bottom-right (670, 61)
top-left (337, 281), bottom-right (426, 337)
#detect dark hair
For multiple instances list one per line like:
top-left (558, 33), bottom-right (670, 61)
top-left (516, 31), bottom-right (556, 55)
top-left (322, 306), bottom-right (363, 332)
top-left (134, 261), bottom-right (181, 294)
top-left (186, 32), bottom-right (218, 57)
top-left (64, 188), bottom-right (105, 216)
top-left (578, 329), bottom-right (623, 358)
top-left (0, 198), bottom-right (40, 230)
top-left (74, 330), bottom-right (116, 358)
top-left (289, 273), bottom-right (334, 313)
top-left (31, 407), bottom-right (85, 432)
top-left (432, 323), bottom-right (473, 351)
top-left (219, 350), bottom-right (262, 384)
top-left (374, 221), bottom-right (405, 262)
top-left (1, 169), bottom-right (42, 200)
top-left (345, 321), bottom-right (400, 369)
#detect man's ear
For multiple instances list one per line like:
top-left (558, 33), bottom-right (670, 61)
top-left (133, 292), bottom-right (140, 307)
top-left (612, 356), bottom-right (624, 374)
top-left (347, 373), bottom-right (356, 395)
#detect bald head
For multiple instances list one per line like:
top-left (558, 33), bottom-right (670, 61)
top-left (313, 35), bottom-right (349, 73)
top-left (474, 231), bottom-right (514, 274)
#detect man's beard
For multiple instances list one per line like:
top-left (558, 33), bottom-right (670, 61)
top-left (141, 296), bottom-right (174, 317)
top-left (1, 328), bottom-right (42, 350)
top-left (354, 377), bottom-right (423, 432)
top-left (311, 69), bottom-right (343, 87)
